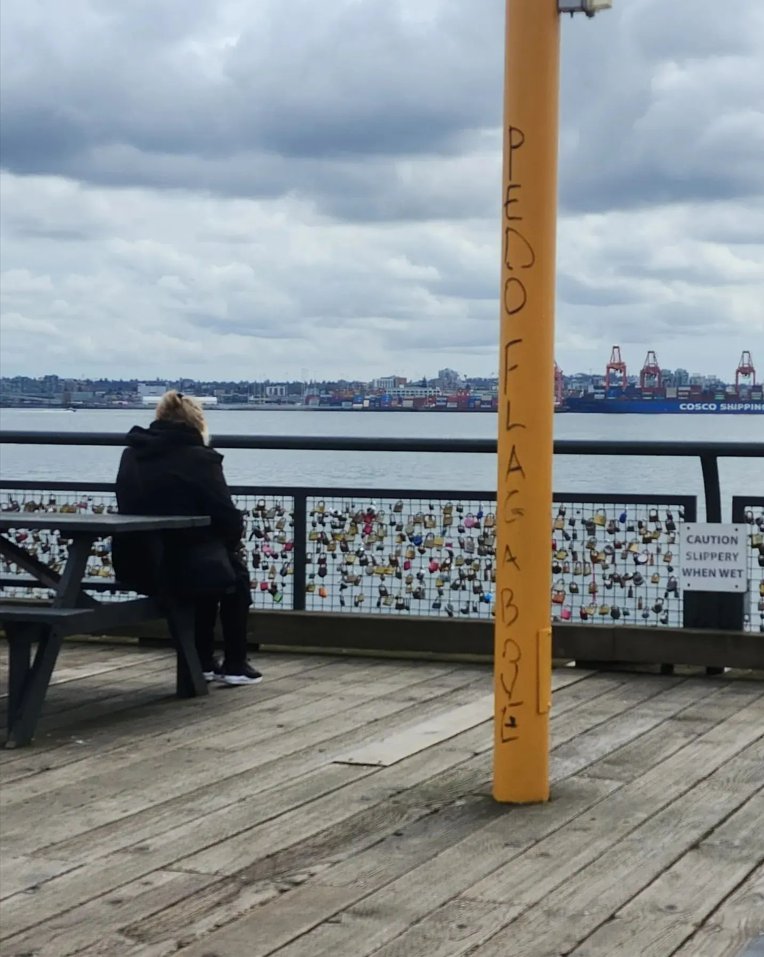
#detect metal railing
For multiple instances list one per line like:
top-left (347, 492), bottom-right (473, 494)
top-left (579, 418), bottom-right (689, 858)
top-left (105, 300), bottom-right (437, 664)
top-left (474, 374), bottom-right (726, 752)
top-left (1, 433), bottom-right (762, 636)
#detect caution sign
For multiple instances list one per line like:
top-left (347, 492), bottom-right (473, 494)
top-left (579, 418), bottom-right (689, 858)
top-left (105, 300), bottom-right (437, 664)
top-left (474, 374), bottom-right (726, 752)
top-left (679, 524), bottom-right (748, 593)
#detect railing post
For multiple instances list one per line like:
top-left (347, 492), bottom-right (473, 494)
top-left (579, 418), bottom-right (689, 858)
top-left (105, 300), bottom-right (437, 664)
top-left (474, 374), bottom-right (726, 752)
top-left (684, 460), bottom-right (744, 670)
top-left (700, 453), bottom-right (722, 523)
top-left (292, 492), bottom-right (307, 612)
top-left (493, 0), bottom-right (560, 804)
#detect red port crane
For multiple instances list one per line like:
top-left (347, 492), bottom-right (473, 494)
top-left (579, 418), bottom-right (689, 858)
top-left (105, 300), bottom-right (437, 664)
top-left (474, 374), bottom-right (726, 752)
top-left (605, 346), bottom-right (627, 390)
top-left (554, 362), bottom-right (564, 407)
top-left (735, 351), bottom-right (756, 389)
top-left (639, 350), bottom-right (662, 391)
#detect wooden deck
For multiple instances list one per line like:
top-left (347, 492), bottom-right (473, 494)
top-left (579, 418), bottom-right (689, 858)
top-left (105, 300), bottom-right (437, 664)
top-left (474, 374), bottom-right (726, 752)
top-left (0, 641), bottom-right (762, 957)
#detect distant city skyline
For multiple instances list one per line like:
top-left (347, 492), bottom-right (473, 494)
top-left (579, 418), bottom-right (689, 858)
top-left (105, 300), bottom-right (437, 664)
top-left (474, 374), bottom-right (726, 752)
top-left (0, 346), bottom-right (761, 383)
top-left (1, 354), bottom-right (754, 391)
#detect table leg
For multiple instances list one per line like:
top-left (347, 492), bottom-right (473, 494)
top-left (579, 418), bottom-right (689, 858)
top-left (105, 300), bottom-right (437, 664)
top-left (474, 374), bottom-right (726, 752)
top-left (6, 623), bottom-right (32, 736)
top-left (0, 535), bottom-right (98, 607)
top-left (5, 623), bottom-right (63, 748)
top-left (164, 597), bottom-right (208, 698)
top-left (54, 535), bottom-right (95, 608)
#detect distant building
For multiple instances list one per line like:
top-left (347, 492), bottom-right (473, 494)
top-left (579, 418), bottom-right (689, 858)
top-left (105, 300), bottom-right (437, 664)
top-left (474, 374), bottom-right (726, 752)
top-left (138, 383), bottom-right (168, 398)
top-left (389, 385), bottom-right (440, 399)
top-left (437, 368), bottom-right (461, 390)
top-left (141, 394), bottom-right (217, 406)
top-left (264, 384), bottom-right (287, 398)
top-left (373, 376), bottom-right (407, 391)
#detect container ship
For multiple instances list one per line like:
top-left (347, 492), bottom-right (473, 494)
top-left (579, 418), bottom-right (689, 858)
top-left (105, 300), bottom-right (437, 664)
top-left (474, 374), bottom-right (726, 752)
top-left (562, 348), bottom-right (763, 415)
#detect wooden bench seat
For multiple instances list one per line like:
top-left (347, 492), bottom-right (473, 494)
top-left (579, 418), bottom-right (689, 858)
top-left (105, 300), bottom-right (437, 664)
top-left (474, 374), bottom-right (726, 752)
top-left (0, 575), bottom-right (130, 593)
top-left (0, 604), bottom-right (97, 627)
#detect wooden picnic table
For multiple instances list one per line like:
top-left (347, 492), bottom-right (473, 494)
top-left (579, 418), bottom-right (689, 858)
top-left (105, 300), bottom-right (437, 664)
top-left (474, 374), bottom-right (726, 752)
top-left (0, 512), bottom-right (211, 747)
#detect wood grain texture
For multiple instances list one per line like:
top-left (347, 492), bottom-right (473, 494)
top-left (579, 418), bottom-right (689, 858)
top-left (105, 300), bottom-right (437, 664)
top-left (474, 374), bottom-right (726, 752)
top-left (670, 867), bottom-right (764, 957)
top-left (0, 642), bottom-right (761, 957)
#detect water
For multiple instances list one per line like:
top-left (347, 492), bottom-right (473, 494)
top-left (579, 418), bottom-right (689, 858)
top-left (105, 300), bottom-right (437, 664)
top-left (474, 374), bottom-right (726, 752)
top-left (0, 407), bottom-right (761, 518)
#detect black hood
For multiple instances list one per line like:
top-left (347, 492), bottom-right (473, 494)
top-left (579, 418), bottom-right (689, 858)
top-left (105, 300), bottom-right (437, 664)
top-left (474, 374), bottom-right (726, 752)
top-left (125, 420), bottom-right (205, 460)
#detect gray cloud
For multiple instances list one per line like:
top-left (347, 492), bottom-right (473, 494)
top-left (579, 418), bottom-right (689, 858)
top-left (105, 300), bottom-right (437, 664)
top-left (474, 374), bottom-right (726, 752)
top-left (0, 0), bottom-right (762, 381)
top-left (3, 0), bottom-right (760, 218)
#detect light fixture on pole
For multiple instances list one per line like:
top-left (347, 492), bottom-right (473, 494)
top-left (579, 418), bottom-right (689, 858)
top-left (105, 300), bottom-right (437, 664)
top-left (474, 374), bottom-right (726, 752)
top-left (558, 0), bottom-right (612, 17)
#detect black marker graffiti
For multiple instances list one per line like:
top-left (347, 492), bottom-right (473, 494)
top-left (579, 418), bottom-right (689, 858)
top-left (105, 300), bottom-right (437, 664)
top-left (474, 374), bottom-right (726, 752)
top-left (500, 638), bottom-right (523, 742)
top-left (504, 227), bottom-right (536, 271)
top-left (500, 587), bottom-right (519, 628)
top-left (497, 123), bottom-right (536, 745)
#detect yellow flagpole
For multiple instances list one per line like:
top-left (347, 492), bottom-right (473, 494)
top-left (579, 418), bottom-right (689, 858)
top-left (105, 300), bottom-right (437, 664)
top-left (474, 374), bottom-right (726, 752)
top-left (493, 0), bottom-right (561, 804)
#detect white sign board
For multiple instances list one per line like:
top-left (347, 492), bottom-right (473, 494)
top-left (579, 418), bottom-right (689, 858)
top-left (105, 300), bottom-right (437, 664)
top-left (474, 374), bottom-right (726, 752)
top-left (679, 524), bottom-right (747, 593)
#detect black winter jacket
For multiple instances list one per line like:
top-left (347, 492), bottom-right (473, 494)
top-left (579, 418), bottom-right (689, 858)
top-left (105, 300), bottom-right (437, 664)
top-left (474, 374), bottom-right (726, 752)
top-left (113, 420), bottom-right (244, 594)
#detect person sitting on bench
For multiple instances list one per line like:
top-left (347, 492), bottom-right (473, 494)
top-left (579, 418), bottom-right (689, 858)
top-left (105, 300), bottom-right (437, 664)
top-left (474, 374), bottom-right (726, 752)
top-left (113, 390), bottom-right (262, 686)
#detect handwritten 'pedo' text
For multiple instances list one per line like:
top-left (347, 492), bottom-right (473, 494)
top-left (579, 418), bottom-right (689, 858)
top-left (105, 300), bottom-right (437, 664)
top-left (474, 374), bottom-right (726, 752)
top-left (498, 124), bottom-right (535, 745)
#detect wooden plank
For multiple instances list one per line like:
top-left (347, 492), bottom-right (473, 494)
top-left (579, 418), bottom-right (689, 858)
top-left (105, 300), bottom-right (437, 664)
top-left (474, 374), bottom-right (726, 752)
top-left (583, 683), bottom-right (763, 783)
top-left (333, 694), bottom-right (493, 767)
top-left (172, 674), bottom-right (672, 882)
top-left (32, 669), bottom-right (610, 878)
top-left (565, 795), bottom-right (764, 956)
top-left (352, 692), bottom-right (762, 957)
top-left (0, 762), bottom-right (371, 942)
top-left (2, 661), bottom-right (758, 957)
top-left (118, 796), bottom-right (505, 956)
top-left (251, 738), bottom-right (764, 957)
top-left (0, 654), bottom-right (340, 778)
top-left (1, 655), bottom-right (173, 730)
top-left (0, 868), bottom-right (215, 957)
top-left (1, 724), bottom-right (506, 949)
top-left (466, 718), bottom-right (763, 911)
top-left (0, 666), bottom-right (482, 860)
top-left (461, 748), bottom-right (764, 957)
top-left (334, 673), bottom-right (711, 773)
top-left (123, 678), bottom-right (709, 956)
top-left (285, 692), bottom-right (761, 957)
top-left (0, 642), bottom-right (170, 693)
top-left (0, 679), bottom-right (494, 919)
top-left (0, 671), bottom-right (688, 942)
top-left (0, 655), bottom-right (446, 797)
top-left (549, 678), bottom-right (753, 781)
top-left (0, 854), bottom-right (80, 900)
top-left (0, 664), bottom-right (620, 948)
top-left (143, 775), bottom-right (621, 957)
top-left (670, 867), bottom-right (764, 957)
top-left (331, 669), bottom-right (598, 769)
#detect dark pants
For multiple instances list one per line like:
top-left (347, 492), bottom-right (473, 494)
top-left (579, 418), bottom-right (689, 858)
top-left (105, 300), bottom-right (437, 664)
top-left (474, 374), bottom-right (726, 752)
top-left (194, 557), bottom-right (252, 671)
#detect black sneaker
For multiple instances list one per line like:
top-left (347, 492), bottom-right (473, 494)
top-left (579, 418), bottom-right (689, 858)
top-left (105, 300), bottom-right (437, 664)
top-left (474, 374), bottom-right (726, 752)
top-left (201, 659), bottom-right (223, 682)
top-left (217, 663), bottom-right (263, 686)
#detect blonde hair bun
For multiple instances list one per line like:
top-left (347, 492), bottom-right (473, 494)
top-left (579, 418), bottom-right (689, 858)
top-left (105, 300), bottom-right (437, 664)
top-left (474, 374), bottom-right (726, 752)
top-left (155, 390), bottom-right (209, 444)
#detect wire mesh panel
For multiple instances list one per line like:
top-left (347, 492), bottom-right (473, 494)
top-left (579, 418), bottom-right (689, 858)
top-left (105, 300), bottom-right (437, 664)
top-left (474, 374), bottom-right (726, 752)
top-left (0, 484), bottom-right (696, 628)
top-left (0, 487), bottom-right (133, 601)
top-left (0, 486), bottom-right (295, 609)
top-left (234, 491), bottom-right (294, 610)
top-left (548, 498), bottom-right (692, 628)
top-left (298, 489), bottom-right (695, 627)
top-left (735, 499), bottom-right (764, 634)
top-left (302, 493), bottom-right (497, 619)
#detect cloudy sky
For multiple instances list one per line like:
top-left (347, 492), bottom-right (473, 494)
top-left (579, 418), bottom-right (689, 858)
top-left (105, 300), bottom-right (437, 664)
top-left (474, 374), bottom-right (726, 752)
top-left (1, 0), bottom-right (762, 383)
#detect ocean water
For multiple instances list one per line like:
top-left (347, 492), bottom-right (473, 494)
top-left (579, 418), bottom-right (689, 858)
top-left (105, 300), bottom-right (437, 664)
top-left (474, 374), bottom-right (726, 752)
top-left (0, 407), bottom-right (761, 518)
